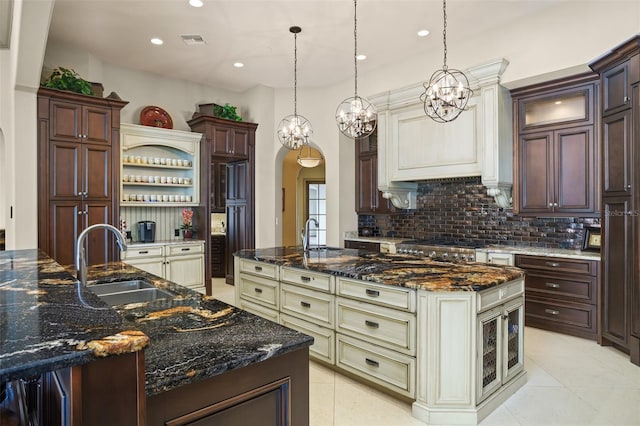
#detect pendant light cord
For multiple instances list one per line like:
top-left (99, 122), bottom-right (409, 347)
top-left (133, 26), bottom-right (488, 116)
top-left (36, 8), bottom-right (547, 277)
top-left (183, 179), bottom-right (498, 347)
top-left (353, 0), bottom-right (358, 97)
top-left (294, 31), bottom-right (298, 116)
top-left (442, 0), bottom-right (448, 70)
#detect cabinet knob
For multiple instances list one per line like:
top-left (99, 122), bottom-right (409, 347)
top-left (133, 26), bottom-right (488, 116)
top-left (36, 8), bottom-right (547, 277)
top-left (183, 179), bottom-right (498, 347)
top-left (77, 192), bottom-right (83, 197)
top-left (553, 202), bottom-right (558, 207)
top-left (624, 96), bottom-right (630, 103)
top-left (626, 184), bottom-right (632, 190)
top-left (548, 203), bottom-right (553, 207)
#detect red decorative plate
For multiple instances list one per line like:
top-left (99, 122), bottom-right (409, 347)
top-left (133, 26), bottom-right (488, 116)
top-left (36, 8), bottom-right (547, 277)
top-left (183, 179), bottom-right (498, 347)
top-left (140, 106), bottom-right (173, 129)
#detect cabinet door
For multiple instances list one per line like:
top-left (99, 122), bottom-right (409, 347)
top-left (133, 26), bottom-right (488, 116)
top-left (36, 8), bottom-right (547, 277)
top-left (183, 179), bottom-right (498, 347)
top-left (210, 161), bottom-right (226, 213)
top-left (356, 154), bottom-right (377, 213)
top-left (502, 298), bottom-right (524, 384)
top-left (82, 105), bottom-right (111, 145)
top-left (226, 204), bottom-right (248, 283)
top-left (48, 201), bottom-right (81, 266)
top-left (50, 100), bottom-right (83, 143)
top-left (210, 127), bottom-right (230, 155)
top-left (50, 141), bottom-right (81, 199)
top-left (602, 197), bottom-right (632, 348)
top-left (602, 60), bottom-right (632, 116)
top-left (226, 161), bottom-right (248, 202)
top-left (84, 201), bottom-right (112, 266)
top-left (166, 254), bottom-right (204, 288)
top-left (555, 125), bottom-right (595, 213)
top-left (84, 144), bottom-right (111, 200)
top-left (125, 256), bottom-right (165, 278)
top-left (477, 307), bottom-right (502, 402)
top-left (518, 132), bottom-right (554, 213)
top-left (230, 127), bottom-right (250, 158)
top-left (602, 110), bottom-right (633, 196)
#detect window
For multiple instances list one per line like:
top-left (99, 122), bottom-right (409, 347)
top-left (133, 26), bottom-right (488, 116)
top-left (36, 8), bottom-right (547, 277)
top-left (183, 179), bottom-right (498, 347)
top-left (307, 182), bottom-right (326, 246)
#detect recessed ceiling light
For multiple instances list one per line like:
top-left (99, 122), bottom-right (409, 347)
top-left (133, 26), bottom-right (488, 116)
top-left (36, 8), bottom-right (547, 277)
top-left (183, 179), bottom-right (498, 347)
top-left (150, 38), bottom-right (164, 45)
top-left (417, 29), bottom-right (430, 37)
top-left (233, 62), bottom-right (244, 68)
top-left (356, 54), bottom-right (367, 61)
top-left (189, 0), bottom-right (203, 7)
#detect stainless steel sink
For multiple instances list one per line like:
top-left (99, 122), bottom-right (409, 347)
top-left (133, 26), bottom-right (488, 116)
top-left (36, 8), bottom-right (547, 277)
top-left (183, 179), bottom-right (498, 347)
top-left (89, 280), bottom-right (174, 306)
top-left (89, 279), bottom-right (155, 295)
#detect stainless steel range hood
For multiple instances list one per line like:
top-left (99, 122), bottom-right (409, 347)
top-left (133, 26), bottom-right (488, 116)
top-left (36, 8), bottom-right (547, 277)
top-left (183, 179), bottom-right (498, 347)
top-left (369, 58), bottom-right (513, 209)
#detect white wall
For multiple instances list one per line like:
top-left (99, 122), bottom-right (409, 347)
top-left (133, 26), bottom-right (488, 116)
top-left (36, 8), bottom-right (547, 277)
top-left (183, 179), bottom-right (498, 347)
top-left (0, 0), bottom-right (54, 250)
top-left (6, 1), bottom-right (640, 251)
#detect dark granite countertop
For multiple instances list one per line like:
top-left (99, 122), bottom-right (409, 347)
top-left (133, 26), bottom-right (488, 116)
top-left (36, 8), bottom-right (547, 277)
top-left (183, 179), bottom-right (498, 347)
top-left (235, 246), bottom-right (524, 291)
top-left (0, 249), bottom-right (313, 397)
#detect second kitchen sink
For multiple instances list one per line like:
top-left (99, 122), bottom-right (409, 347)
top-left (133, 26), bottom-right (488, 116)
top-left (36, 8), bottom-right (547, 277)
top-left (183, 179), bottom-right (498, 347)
top-left (89, 279), bottom-right (174, 306)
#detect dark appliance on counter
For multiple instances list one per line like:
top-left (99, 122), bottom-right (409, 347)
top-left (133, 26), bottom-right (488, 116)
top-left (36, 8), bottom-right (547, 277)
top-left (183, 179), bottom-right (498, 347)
top-left (396, 239), bottom-right (484, 262)
top-left (137, 221), bottom-right (156, 243)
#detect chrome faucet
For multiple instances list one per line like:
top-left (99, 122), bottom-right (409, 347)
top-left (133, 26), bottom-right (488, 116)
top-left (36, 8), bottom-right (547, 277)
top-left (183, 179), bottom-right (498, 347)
top-left (302, 218), bottom-right (319, 252)
top-left (75, 223), bottom-right (127, 287)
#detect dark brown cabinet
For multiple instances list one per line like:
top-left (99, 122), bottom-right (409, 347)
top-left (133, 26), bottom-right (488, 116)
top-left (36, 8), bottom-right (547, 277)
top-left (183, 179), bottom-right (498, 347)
top-left (590, 35), bottom-right (640, 365)
top-left (344, 239), bottom-right (381, 251)
top-left (512, 73), bottom-right (600, 216)
top-left (188, 114), bottom-right (257, 290)
top-left (210, 161), bottom-right (227, 213)
top-left (515, 254), bottom-right (598, 340)
top-left (38, 88), bottom-right (127, 268)
top-left (210, 234), bottom-right (225, 278)
top-left (355, 130), bottom-right (394, 214)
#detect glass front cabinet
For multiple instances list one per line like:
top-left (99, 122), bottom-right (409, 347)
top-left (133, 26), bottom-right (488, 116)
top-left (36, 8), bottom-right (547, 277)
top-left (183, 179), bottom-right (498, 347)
top-left (477, 297), bottom-right (524, 402)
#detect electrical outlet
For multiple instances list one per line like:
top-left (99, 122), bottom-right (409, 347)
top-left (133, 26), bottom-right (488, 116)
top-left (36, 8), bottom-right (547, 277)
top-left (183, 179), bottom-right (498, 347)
top-left (174, 229), bottom-right (180, 237)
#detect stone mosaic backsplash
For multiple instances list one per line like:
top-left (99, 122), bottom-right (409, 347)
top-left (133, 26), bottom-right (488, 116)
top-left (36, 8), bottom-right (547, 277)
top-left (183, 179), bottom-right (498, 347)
top-left (358, 177), bottom-right (600, 250)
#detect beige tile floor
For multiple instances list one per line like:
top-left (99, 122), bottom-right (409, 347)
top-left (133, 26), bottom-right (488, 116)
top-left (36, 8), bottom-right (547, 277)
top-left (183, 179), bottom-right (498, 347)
top-left (212, 279), bottom-right (640, 425)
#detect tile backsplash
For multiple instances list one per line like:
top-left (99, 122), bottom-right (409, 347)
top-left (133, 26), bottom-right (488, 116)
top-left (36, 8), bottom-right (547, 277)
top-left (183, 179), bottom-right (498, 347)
top-left (359, 177), bottom-right (600, 249)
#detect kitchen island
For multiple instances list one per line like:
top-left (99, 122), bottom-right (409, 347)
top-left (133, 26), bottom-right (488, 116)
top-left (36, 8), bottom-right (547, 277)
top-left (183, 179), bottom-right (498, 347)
top-left (0, 249), bottom-right (312, 425)
top-left (234, 246), bottom-right (527, 425)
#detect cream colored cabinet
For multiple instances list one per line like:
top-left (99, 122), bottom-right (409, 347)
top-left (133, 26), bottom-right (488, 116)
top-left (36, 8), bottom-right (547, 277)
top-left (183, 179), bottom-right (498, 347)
top-left (236, 258), bottom-right (280, 322)
top-left (122, 241), bottom-right (205, 294)
top-left (120, 123), bottom-right (202, 206)
top-left (475, 250), bottom-right (515, 266)
top-left (413, 278), bottom-right (526, 425)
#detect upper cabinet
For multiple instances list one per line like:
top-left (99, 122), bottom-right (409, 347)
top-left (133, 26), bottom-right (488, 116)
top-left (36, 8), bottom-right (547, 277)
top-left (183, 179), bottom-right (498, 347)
top-left (37, 88), bottom-right (128, 267)
top-left (188, 115), bottom-right (256, 159)
top-left (511, 73), bottom-right (600, 216)
top-left (355, 130), bottom-right (395, 214)
top-left (120, 123), bottom-right (202, 207)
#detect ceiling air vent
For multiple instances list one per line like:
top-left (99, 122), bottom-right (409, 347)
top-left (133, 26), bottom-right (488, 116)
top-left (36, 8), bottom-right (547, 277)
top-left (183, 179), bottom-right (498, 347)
top-left (180, 34), bottom-right (206, 45)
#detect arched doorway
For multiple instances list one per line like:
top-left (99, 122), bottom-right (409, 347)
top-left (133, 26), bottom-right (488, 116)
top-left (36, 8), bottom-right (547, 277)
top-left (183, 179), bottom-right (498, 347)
top-left (281, 146), bottom-right (325, 247)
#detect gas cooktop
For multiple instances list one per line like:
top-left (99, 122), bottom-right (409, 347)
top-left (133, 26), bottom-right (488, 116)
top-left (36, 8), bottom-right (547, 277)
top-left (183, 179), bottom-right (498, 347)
top-left (399, 239), bottom-right (485, 249)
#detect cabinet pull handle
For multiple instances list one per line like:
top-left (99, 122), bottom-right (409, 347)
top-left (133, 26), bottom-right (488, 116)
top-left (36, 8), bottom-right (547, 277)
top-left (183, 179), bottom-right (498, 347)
top-left (181, 248), bottom-right (190, 251)
top-left (365, 320), bottom-right (379, 328)
top-left (254, 288), bottom-right (262, 294)
top-left (365, 358), bottom-right (379, 368)
top-left (254, 266), bottom-right (263, 272)
top-left (365, 289), bottom-right (380, 297)
top-left (545, 262), bottom-right (560, 267)
top-left (545, 282), bottom-right (560, 289)
top-left (545, 309), bottom-right (559, 315)
top-left (139, 250), bottom-right (149, 254)
top-left (300, 276), bottom-right (311, 282)
top-left (300, 301), bottom-right (311, 308)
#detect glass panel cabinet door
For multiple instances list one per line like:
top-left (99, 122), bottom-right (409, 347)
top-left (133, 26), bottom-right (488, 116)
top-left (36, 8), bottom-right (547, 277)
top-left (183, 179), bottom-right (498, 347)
top-left (502, 297), bottom-right (525, 383)
top-left (519, 84), bottom-right (594, 132)
top-left (477, 308), bottom-right (502, 402)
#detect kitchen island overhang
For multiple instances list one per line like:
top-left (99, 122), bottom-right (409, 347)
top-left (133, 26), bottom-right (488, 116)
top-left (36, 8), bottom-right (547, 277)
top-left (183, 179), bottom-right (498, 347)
top-left (234, 246), bottom-right (527, 425)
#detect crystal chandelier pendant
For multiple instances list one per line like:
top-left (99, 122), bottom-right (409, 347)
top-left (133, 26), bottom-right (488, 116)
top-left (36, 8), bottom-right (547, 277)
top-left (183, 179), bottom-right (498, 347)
top-left (421, 67), bottom-right (472, 123)
top-left (335, 0), bottom-right (377, 139)
top-left (278, 26), bottom-right (314, 149)
top-left (335, 95), bottom-right (376, 139)
top-left (277, 114), bottom-right (313, 150)
top-left (421, 0), bottom-right (473, 123)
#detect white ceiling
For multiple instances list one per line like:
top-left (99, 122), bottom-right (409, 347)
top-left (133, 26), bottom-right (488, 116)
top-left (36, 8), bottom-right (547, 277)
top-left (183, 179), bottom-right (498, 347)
top-left (47, 0), bottom-right (560, 92)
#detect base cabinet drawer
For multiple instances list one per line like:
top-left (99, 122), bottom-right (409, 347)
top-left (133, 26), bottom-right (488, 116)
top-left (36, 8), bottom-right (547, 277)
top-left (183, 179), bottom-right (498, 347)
top-left (525, 297), bottom-right (596, 337)
top-left (337, 277), bottom-right (415, 312)
top-left (239, 299), bottom-right (280, 323)
top-left (525, 273), bottom-right (596, 304)
top-left (336, 334), bottom-right (415, 399)
top-left (336, 297), bottom-right (416, 355)
top-left (239, 259), bottom-right (279, 280)
top-left (281, 284), bottom-right (334, 328)
top-left (281, 267), bottom-right (334, 293)
top-left (238, 273), bottom-right (279, 310)
top-left (281, 313), bottom-right (335, 365)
